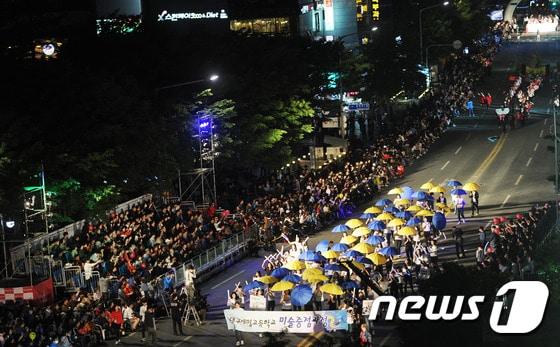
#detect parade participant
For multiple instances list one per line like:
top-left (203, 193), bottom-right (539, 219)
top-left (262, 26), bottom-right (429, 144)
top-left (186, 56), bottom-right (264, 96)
top-left (469, 190), bottom-right (480, 216)
top-left (452, 226), bottom-right (466, 258)
top-left (455, 195), bottom-right (466, 224)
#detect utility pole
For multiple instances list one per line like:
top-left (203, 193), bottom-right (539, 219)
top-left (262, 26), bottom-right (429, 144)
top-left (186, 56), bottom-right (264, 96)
top-left (0, 214), bottom-right (8, 278)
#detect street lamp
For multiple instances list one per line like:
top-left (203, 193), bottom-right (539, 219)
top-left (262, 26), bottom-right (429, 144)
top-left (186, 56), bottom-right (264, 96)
top-left (419, 1), bottom-right (450, 64)
top-left (156, 74), bottom-right (220, 93)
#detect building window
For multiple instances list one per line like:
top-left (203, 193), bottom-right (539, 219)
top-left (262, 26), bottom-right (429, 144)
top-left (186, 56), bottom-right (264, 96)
top-left (314, 12), bottom-right (321, 32)
top-left (230, 17), bottom-right (290, 34)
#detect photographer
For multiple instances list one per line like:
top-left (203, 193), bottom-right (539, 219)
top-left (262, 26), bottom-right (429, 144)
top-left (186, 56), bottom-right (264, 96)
top-left (170, 292), bottom-right (185, 336)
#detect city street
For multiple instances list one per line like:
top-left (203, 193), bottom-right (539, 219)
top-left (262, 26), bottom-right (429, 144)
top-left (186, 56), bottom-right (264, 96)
top-left (119, 39), bottom-right (557, 347)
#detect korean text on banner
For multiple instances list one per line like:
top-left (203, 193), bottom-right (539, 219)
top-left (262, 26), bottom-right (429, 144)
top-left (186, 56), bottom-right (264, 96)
top-left (224, 309), bottom-right (348, 333)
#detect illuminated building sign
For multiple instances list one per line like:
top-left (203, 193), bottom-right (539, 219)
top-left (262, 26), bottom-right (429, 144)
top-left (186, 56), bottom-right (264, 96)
top-left (157, 9), bottom-right (228, 21)
top-left (372, 0), bottom-right (380, 21)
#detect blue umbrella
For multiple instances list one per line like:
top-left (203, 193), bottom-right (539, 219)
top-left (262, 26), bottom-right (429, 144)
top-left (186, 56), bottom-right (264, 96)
top-left (379, 247), bottom-right (400, 257)
top-left (271, 267), bottom-right (290, 279)
top-left (451, 188), bottom-right (467, 196)
top-left (384, 206), bottom-right (400, 214)
top-left (341, 280), bottom-right (360, 290)
top-left (365, 235), bottom-right (385, 245)
top-left (412, 191), bottom-right (433, 201)
top-left (355, 256), bottom-right (374, 265)
top-left (343, 250), bottom-right (363, 258)
top-left (332, 224), bottom-right (351, 233)
top-left (283, 274), bottom-right (302, 283)
top-left (291, 284), bottom-right (313, 307)
top-left (331, 243), bottom-right (349, 252)
top-left (244, 280), bottom-right (265, 293)
top-left (375, 199), bottom-right (393, 207)
top-left (396, 211), bottom-right (413, 220)
top-left (299, 250), bottom-right (316, 261)
top-left (406, 217), bottom-right (422, 226)
top-left (447, 180), bottom-right (463, 187)
top-left (315, 240), bottom-right (330, 253)
top-left (368, 220), bottom-right (386, 231)
top-left (314, 254), bottom-right (327, 263)
top-left (360, 213), bottom-right (376, 219)
top-left (432, 212), bottom-right (447, 230)
top-left (325, 263), bottom-right (346, 272)
top-left (401, 186), bottom-right (415, 200)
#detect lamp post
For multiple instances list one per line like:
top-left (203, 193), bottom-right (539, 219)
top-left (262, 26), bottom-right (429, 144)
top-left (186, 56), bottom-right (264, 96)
top-left (155, 74), bottom-right (219, 93)
top-left (419, 1), bottom-right (450, 64)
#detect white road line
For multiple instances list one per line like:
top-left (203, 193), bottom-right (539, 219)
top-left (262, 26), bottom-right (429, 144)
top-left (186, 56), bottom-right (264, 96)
top-left (173, 336), bottom-right (192, 347)
top-left (484, 221), bottom-right (492, 229)
top-left (428, 177), bottom-right (434, 182)
top-left (380, 331), bottom-right (395, 347)
top-left (466, 133), bottom-right (472, 141)
top-left (534, 142), bottom-right (540, 152)
top-left (501, 194), bottom-right (511, 208)
top-left (540, 130), bottom-right (544, 138)
top-left (211, 270), bottom-right (246, 289)
top-left (515, 174), bottom-right (523, 186)
top-left (454, 146), bottom-right (462, 155)
top-left (474, 123), bottom-right (479, 128)
top-left (544, 118), bottom-right (549, 125)
top-left (440, 161), bottom-right (450, 170)
top-left (526, 157), bottom-right (533, 167)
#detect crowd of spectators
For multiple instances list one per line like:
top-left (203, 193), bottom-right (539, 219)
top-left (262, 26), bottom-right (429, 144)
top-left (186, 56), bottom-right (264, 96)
top-left (0, 27), bottom-right (514, 347)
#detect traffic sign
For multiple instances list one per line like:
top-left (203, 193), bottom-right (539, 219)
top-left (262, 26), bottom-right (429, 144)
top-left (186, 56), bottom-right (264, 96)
top-left (348, 102), bottom-right (370, 111)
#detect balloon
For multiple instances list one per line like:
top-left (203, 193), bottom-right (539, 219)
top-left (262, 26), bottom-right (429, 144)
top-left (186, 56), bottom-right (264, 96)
top-left (432, 212), bottom-right (446, 230)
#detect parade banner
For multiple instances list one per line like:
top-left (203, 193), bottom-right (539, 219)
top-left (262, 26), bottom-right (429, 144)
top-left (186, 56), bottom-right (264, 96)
top-left (249, 295), bottom-right (266, 310)
top-left (224, 309), bottom-right (348, 333)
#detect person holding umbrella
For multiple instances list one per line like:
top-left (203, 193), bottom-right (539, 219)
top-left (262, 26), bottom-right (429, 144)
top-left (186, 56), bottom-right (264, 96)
top-left (455, 194), bottom-right (466, 224)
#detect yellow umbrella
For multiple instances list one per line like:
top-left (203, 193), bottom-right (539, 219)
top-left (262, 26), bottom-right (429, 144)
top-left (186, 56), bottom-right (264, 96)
top-left (387, 218), bottom-right (405, 228)
top-left (302, 268), bottom-right (323, 281)
top-left (257, 275), bottom-right (279, 284)
top-left (364, 206), bottom-right (383, 214)
top-left (307, 274), bottom-right (329, 283)
top-left (406, 205), bottom-right (422, 212)
top-left (375, 213), bottom-right (394, 221)
top-left (345, 219), bottom-right (364, 229)
top-left (270, 280), bottom-right (295, 292)
top-left (320, 283), bottom-right (344, 295)
top-left (394, 198), bottom-right (410, 206)
top-left (416, 209), bottom-right (435, 217)
top-left (388, 187), bottom-right (404, 195)
top-left (352, 242), bottom-right (375, 254)
top-left (420, 182), bottom-right (435, 190)
top-left (284, 260), bottom-right (306, 271)
top-left (397, 226), bottom-right (417, 236)
top-left (352, 226), bottom-right (371, 237)
top-left (322, 250), bottom-right (339, 259)
top-left (366, 253), bottom-right (387, 265)
top-left (464, 182), bottom-right (480, 191)
top-left (429, 186), bottom-right (446, 193)
top-left (343, 261), bottom-right (365, 271)
top-left (435, 202), bottom-right (448, 210)
top-left (340, 235), bottom-right (358, 245)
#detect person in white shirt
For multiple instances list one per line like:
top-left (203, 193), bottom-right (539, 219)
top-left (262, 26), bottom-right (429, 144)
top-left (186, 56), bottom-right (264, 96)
top-left (123, 304), bottom-right (140, 331)
top-left (83, 259), bottom-right (101, 292)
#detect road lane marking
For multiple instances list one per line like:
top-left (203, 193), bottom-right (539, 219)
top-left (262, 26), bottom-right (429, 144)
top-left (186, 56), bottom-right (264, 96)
top-left (298, 331), bottom-right (324, 347)
top-left (441, 161), bottom-right (450, 170)
top-left (466, 133), bottom-right (472, 140)
top-left (540, 130), bottom-right (544, 138)
top-left (544, 118), bottom-right (548, 125)
top-left (514, 175), bottom-right (523, 186)
top-left (173, 336), bottom-right (192, 347)
top-left (211, 270), bottom-right (246, 289)
top-left (429, 177), bottom-right (434, 182)
top-left (526, 157), bottom-right (533, 167)
top-left (470, 132), bottom-right (509, 181)
top-left (474, 123), bottom-right (479, 128)
top-left (534, 142), bottom-right (539, 152)
top-left (455, 146), bottom-right (462, 155)
top-left (380, 331), bottom-right (395, 347)
top-left (500, 194), bottom-right (511, 208)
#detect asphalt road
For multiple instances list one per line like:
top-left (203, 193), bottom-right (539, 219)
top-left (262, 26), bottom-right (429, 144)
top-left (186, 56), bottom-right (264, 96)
top-left (119, 40), bottom-right (557, 347)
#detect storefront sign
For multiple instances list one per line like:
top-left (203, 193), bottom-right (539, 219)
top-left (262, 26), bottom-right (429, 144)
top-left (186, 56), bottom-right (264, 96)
top-left (224, 309), bottom-right (348, 333)
top-left (372, 0), bottom-right (380, 21)
top-left (157, 9), bottom-right (228, 22)
top-left (348, 102), bottom-right (370, 111)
